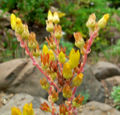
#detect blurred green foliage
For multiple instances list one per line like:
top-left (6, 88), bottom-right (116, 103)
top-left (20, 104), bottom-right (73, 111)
top-left (0, 29), bottom-right (23, 62)
top-left (0, 0), bottom-right (54, 25)
top-left (108, 0), bottom-right (120, 8)
top-left (111, 86), bottom-right (120, 110)
top-left (103, 39), bottom-right (120, 61)
top-left (0, 0), bottom-right (120, 61)
top-left (58, 0), bottom-right (119, 52)
top-left (112, 39), bottom-right (120, 56)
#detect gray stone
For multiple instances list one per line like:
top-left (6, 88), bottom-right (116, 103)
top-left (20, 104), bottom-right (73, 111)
top-left (103, 76), bottom-right (120, 93)
top-left (6, 59), bottom-right (48, 98)
top-left (105, 76), bottom-right (120, 86)
top-left (0, 58), bottom-right (48, 99)
top-left (92, 61), bottom-right (120, 80)
top-left (76, 65), bottom-right (105, 102)
top-left (78, 101), bottom-right (120, 115)
top-left (0, 58), bottom-right (27, 90)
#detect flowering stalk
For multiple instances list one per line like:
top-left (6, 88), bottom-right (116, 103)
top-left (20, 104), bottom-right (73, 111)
top-left (68, 13), bottom-right (109, 113)
top-left (10, 11), bottom-right (109, 115)
top-left (70, 30), bottom-right (98, 102)
top-left (17, 34), bottom-right (61, 92)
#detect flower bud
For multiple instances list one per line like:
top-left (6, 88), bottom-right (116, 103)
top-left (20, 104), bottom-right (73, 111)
top-left (40, 78), bottom-right (49, 90)
top-left (46, 21), bottom-right (54, 32)
top-left (28, 32), bottom-right (38, 49)
top-left (33, 49), bottom-right (41, 57)
top-left (48, 49), bottom-right (55, 61)
top-left (51, 90), bottom-right (59, 102)
top-left (72, 95), bottom-right (84, 107)
top-left (72, 73), bottom-right (83, 86)
top-left (86, 13), bottom-right (96, 28)
top-left (15, 17), bottom-right (24, 34)
top-left (23, 103), bottom-right (34, 115)
top-left (21, 25), bottom-right (29, 40)
top-left (98, 14), bottom-right (110, 29)
top-left (40, 102), bottom-right (51, 112)
top-left (55, 25), bottom-right (62, 39)
top-left (59, 104), bottom-right (68, 115)
top-left (49, 42), bottom-right (56, 50)
top-left (28, 41), bottom-right (38, 49)
top-left (41, 53), bottom-right (49, 67)
top-left (53, 12), bottom-right (60, 24)
top-left (11, 14), bottom-right (17, 30)
top-left (48, 10), bottom-right (53, 22)
top-left (42, 44), bottom-right (49, 55)
top-left (50, 72), bottom-right (57, 80)
top-left (63, 62), bottom-right (72, 79)
top-left (69, 48), bottom-right (80, 69)
top-left (74, 32), bottom-right (85, 49)
top-left (63, 84), bottom-right (72, 98)
top-left (11, 107), bottom-right (22, 115)
top-left (58, 51), bottom-right (66, 63)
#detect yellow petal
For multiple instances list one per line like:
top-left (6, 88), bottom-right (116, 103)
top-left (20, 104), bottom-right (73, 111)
top-left (42, 44), bottom-right (49, 55)
top-left (11, 107), bottom-right (22, 115)
top-left (48, 10), bottom-right (53, 22)
top-left (11, 13), bottom-right (17, 30)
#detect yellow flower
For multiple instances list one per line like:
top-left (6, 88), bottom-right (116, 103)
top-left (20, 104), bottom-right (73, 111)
top-left (15, 17), bottom-right (24, 34)
top-left (54, 25), bottom-right (62, 39)
top-left (58, 51), bottom-right (66, 63)
top-left (48, 49), bottom-right (55, 61)
top-left (72, 95), bottom-right (84, 107)
top-left (40, 78), bottom-right (50, 90)
top-left (58, 12), bottom-right (66, 18)
top-left (69, 49), bottom-right (80, 69)
top-left (23, 103), bottom-right (34, 115)
top-left (98, 14), bottom-right (110, 29)
top-left (42, 44), bottom-right (49, 55)
top-left (50, 72), bottom-right (57, 80)
top-left (86, 13), bottom-right (96, 28)
top-left (72, 73), bottom-right (84, 86)
top-left (46, 21), bottom-right (54, 32)
top-left (11, 13), bottom-right (17, 30)
top-left (11, 107), bottom-right (22, 115)
top-left (21, 25), bottom-right (29, 40)
top-left (48, 10), bottom-right (53, 22)
top-left (51, 90), bottom-right (59, 102)
top-left (63, 84), bottom-right (72, 98)
top-left (63, 62), bottom-right (72, 79)
top-left (74, 32), bottom-right (85, 49)
top-left (53, 12), bottom-right (60, 23)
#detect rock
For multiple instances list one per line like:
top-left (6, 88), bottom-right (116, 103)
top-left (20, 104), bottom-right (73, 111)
top-left (6, 59), bottom-right (48, 98)
top-left (76, 65), bottom-right (105, 102)
top-left (0, 93), bottom-right (58, 115)
top-left (103, 76), bottom-right (120, 93)
top-left (0, 58), bottom-right (27, 90)
top-left (92, 61), bottom-right (120, 80)
top-left (105, 76), bottom-right (120, 86)
top-left (0, 58), bottom-right (48, 99)
top-left (79, 101), bottom-right (120, 115)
